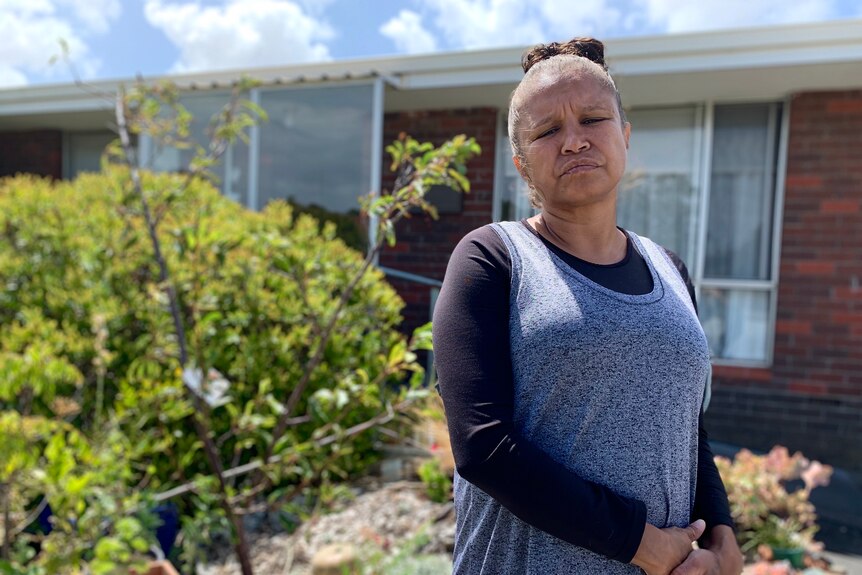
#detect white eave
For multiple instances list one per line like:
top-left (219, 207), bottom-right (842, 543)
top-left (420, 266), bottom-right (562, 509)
top-left (1, 17), bottom-right (861, 118)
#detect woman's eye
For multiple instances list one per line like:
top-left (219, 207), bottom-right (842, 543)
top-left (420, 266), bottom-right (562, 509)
top-left (535, 127), bottom-right (558, 139)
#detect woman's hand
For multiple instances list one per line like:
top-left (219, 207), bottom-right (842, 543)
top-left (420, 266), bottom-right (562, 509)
top-left (631, 519), bottom-right (705, 575)
top-left (669, 549), bottom-right (720, 575)
top-left (670, 525), bottom-right (743, 575)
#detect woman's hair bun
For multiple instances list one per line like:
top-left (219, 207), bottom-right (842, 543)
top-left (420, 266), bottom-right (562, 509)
top-left (521, 37), bottom-right (607, 73)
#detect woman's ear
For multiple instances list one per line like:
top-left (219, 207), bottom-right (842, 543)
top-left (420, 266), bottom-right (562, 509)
top-left (624, 122), bottom-right (631, 149)
top-left (513, 156), bottom-right (528, 182)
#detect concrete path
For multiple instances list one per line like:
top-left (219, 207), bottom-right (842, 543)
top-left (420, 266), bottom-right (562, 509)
top-left (824, 550), bottom-right (862, 575)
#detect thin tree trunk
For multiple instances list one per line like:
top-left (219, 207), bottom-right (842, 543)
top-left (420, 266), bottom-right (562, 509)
top-left (1, 483), bottom-right (10, 561)
top-left (114, 90), bottom-right (255, 575)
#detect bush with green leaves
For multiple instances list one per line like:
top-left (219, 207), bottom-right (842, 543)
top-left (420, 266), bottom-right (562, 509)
top-left (0, 409), bottom-right (157, 574)
top-left (416, 459), bottom-right (452, 504)
top-left (0, 72), bottom-right (480, 573)
top-left (0, 164), bottom-right (458, 571)
top-left (3, 167), bottom-right (413, 464)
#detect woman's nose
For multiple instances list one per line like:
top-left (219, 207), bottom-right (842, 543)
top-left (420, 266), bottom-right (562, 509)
top-left (561, 125), bottom-right (590, 154)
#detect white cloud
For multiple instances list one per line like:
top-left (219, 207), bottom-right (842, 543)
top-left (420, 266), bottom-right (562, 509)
top-left (0, 0), bottom-right (117, 88)
top-left (417, 0), bottom-right (627, 51)
top-left (0, 0), bottom-right (119, 88)
top-left (144, 0), bottom-right (335, 74)
top-left (536, 0), bottom-right (624, 36)
top-left (412, 0), bottom-right (844, 52)
top-left (633, 0), bottom-right (837, 32)
top-left (423, 0), bottom-right (544, 49)
top-left (293, 0), bottom-right (336, 16)
top-left (57, 0), bottom-right (121, 33)
top-left (380, 9), bottom-right (438, 54)
top-left (0, 65), bottom-right (28, 88)
top-left (1, 0), bottom-right (54, 14)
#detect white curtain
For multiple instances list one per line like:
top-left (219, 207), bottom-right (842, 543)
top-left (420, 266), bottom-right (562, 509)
top-left (705, 105), bottom-right (776, 281)
top-left (619, 106), bottom-right (701, 267)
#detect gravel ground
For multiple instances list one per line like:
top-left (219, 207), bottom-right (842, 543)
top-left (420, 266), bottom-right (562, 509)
top-left (197, 480), bottom-right (455, 575)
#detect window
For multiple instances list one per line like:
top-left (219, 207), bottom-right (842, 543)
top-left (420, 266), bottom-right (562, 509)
top-left (699, 103), bottom-right (782, 363)
top-left (64, 131), bottom-right (117, 179)
top-left (620, 107), bottom-right (702, 267)
top-left (141, 83), bottom-right (376, 250)
top-left (147, 92), bottom-right (249, 206)
top-left (256, 84), bottom-right (374, 249)
top-left (495, 102), bottom-right (784, 365)
top-left (494, 119), bottom-right (534, 222)
top-left (256, 84), bottom-right (373, 213)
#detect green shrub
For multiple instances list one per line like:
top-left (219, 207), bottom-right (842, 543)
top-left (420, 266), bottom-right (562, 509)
top-left (0, 168), bottom-right (424, 569)
top-left (416, 458), bottom-right (452, 504)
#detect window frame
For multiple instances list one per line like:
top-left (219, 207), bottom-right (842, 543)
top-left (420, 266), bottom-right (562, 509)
top-left (695, 100), bottom-right (788, 368)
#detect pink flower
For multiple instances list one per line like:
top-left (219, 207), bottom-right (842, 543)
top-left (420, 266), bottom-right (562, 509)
top-left (801, 461), bottom-right (833, 492)
top-left (750, 561), bottom-right (792, 575)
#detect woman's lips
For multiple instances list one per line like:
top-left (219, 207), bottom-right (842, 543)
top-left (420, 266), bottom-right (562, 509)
top-left (562, 163), bottom-right (598, 176)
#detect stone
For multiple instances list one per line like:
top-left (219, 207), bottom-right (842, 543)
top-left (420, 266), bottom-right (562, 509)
top-left (310, 543), bottom-right (359, 575)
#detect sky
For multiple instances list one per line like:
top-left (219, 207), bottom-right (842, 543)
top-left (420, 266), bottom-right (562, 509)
top-left (1, 0), bottom-right (861, 89)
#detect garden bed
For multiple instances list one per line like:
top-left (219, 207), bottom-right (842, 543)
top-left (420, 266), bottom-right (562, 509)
top-left (198, 479), bottom-right (454, 575)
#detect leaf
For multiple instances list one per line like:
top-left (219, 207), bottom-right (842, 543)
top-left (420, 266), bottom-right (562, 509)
top-left (388, 340), bottom-right (407, 368)
top-left (115, 517), bottom-right (141, 540)
top-left (89, 559), bottom-right (117, 575)
top-left (447, 168), bottom-right (471, 193)
top-left (94, 537), bottom-right (125, 559)
top-left (265, 393), bottom-right (286, 415)
top-left (65, 473), bottom-right (91, 497)
top-left (410, 322), bottom-right (434, 352)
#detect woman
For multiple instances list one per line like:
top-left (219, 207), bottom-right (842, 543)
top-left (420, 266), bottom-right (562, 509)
top-left (432, 38), bottom-right (744, 575)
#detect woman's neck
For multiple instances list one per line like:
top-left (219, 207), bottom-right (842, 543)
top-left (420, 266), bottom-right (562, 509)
top-left (527, 209), bottom-right (626, 265)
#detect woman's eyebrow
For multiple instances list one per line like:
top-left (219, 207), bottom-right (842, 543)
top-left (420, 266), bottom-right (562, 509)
top-left (529, 114), bottom-right (556, 129)
top-left (581, 104), bottom-right (613, 114)
top-left (530, 105), bottom-right (613, 128)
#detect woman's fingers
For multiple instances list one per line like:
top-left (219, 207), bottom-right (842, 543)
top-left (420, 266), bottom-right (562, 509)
top-left (685, 519), bottom-right (706, 542)
top-left (670, 549), bottom-right (720, 575)
top-left (633, 520), bottom-right (704, 575)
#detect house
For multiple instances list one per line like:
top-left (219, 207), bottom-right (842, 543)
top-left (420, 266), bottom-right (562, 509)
top-left (1, 19), bottom-right (861, 475)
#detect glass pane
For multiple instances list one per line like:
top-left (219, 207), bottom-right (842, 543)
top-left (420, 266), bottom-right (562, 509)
top-left (704, 104), bottom-right (779, 280)
top-left (619, 107), bottom-right (701, 267)
top-left (495, 123), bottom-right (534, 221)
top-left (700, 287), bottom-right (770, 362)
top-left (67, 131), bottom-right (116, 178)
top-left (257, 85), bottom-right (373, 213)
top-left (149, 92), bottom-right (249, 206)
top-left (256, 84), bottom-right (373, 249)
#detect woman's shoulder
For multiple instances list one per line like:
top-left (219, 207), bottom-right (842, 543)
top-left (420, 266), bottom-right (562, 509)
top-left (445, 223), bottom-right (513, 283)
top-left (624, 230), bottom-right (691, 273)
top-left (625, 230), bottom-right (698, 312)
top-left (453, 223), bottom-right (511, 263)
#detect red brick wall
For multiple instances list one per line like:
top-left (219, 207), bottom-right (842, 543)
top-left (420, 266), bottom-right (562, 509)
top-left (379, 108), bottom-right (498, 334)
top-left (706, 90), bottom-right (862, 471)
top-left (0, 130), bottom-right (63, 179)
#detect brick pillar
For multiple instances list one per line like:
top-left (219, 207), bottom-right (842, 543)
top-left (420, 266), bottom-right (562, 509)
top-left (379, 108), bottom-right (498, 335)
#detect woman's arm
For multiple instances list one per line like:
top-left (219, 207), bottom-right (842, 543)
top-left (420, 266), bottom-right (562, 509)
top-left (693, 416), bottom-right (734, 532)
top-left (433, 226), bottom-right (649, 561)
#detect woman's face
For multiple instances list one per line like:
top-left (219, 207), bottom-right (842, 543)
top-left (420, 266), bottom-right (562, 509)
top-left (514, 68), bottom-right (631, 213)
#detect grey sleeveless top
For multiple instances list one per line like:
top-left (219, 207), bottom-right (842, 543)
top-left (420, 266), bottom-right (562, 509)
top-left (452, 221), bottom-right (711, 574)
